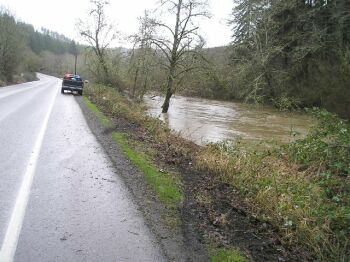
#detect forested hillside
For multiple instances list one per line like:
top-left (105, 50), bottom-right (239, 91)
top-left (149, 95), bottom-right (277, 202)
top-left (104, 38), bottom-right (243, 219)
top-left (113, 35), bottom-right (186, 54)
top-left (1, 1), bottom-right (349, 118)
top-left (0, 8), bottom-right (80, 85)
top-left (176, 1), bottom-right (350, 118)
top-left (227, 0), bottom-right (350, 118)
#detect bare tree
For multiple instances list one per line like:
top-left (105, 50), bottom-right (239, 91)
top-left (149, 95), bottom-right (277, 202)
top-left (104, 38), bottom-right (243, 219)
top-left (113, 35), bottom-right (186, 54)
top-left (128, 11), bottom-right (155, 99)
top-left (77, 0), bottom-right (117, 84)
top-left (147, 0), bottom-right (210, 113)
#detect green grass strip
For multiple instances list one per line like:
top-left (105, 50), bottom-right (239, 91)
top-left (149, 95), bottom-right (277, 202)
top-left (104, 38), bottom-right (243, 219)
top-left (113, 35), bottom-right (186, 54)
top-left (112, 132), bottom-right (183, 208)
top-left (211, 248), bottom-right (248, 262)
top-left (83, 96), bottom-right (182, 208)
top-left (83, 96), bottom-right (114, 128)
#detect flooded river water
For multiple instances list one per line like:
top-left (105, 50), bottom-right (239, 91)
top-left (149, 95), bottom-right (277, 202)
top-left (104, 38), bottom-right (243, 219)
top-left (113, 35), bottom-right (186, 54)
top-left (144, 95), bottom-right (314, 145)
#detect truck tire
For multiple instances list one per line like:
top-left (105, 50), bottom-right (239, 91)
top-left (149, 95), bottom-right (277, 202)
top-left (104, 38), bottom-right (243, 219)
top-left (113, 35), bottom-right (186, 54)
top-left (61, 88), bottom-right (65, 94)
top-left (78, 90), bottom-right (83, 96)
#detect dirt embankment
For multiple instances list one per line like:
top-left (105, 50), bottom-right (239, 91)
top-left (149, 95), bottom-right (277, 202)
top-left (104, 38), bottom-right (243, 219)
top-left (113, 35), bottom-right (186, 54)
top-left (76, 94), bottom-right (312, 262)
top-left (76, 97), bottom-right (204, 261)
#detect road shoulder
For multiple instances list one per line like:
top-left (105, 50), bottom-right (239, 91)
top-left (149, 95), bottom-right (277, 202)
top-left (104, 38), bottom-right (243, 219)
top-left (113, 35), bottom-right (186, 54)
top-left (75, 96), bottom-right (198, 261)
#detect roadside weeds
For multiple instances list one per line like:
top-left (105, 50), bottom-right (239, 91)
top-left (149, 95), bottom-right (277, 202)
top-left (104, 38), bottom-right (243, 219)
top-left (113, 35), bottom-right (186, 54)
top-left (112, 132), bottom-right (183, 226)
top-left (81, 84), bottom-right (349, 261)
top-left (81, 94), bottom-right (249, 261)
top-left (83, 97), bottom-right (114, 128)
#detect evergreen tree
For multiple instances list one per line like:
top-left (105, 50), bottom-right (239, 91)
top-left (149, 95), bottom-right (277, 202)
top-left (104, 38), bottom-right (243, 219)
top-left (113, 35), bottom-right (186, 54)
top-left (0, 9), bottom-right (23, 82)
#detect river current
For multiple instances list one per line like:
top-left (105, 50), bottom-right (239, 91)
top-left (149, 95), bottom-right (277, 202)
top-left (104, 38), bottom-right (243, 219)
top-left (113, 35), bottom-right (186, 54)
top-left (144, 95), bottom-right (314, 145)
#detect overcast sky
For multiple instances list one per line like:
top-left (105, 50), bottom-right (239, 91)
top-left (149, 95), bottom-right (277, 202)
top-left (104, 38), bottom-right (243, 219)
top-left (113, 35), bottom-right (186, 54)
top-left (0, 0), bottom-right (233, 48)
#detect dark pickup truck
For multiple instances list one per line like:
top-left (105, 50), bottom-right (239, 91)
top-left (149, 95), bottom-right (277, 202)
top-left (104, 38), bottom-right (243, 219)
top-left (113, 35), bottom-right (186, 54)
top-left (61, 74), bottom-right (84, 95)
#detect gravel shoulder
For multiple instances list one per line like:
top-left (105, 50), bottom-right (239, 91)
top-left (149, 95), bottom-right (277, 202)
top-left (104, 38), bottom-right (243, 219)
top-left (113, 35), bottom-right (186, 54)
top-left (75, 96), bottom-right (205, 261)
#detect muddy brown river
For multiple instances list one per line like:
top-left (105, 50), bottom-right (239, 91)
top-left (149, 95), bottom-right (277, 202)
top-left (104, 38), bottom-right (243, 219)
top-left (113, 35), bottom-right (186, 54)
top-left (144, 95), bottom-right (315, 145)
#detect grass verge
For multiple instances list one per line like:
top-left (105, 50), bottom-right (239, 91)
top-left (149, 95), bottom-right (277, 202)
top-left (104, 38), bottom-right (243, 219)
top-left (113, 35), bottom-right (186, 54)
top-left (83, 96), bottom-right (114, 128)
top-left (83, 95), bottom-right (183, 217)
top-left (84, 84), bottom-right (349, 261)
top-left (112, 132), bottom-right (183, 209)
top-left (210, 248), bottom-right (248, 262)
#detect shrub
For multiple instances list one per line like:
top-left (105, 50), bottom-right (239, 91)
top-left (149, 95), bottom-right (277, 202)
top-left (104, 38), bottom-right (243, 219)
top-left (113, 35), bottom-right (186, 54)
top-left (286, 108), bottom-right (350, 176)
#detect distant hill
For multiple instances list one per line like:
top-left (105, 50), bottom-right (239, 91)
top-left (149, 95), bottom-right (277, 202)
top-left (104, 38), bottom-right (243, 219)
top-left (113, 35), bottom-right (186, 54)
top-left (0, 8), bottom-right (84, 83)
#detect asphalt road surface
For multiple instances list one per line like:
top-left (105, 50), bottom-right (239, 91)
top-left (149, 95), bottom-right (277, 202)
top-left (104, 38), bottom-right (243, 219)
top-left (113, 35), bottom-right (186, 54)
top-left (0, 74), bottom-right (165, 262)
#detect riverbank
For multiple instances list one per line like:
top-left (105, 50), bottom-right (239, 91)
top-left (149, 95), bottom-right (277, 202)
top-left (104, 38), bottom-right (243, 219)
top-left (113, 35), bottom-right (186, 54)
top-left (82, 84), bottom-right (349, 261)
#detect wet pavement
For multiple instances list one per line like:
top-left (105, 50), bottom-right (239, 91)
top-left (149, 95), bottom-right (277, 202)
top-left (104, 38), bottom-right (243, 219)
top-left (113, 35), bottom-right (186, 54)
top-left (0, 74), bottom-right (165, 261)
top-left (145, 95), bottom-right (314, 145)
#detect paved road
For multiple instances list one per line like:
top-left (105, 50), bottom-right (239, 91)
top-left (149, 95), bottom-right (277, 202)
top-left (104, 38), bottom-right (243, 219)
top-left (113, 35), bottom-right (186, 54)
top-left (0, 74), bottom-right (165, 262)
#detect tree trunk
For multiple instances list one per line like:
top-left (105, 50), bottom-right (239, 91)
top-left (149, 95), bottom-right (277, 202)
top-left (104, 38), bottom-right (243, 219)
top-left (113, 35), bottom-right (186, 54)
top-left (162, 73), bottom-right (174, 113)
top-left (139, 72), bottom-right (148, 101)
top-left (161, 1), bottom-right (182, 113)
top-left (161, 87), bottom-right (173, 113)
top-left (94, 45), bottom-right (109, 85)
top-left (100, 58), bottom-right (109, 84)
top-left (74, 54), bottom-right (77, 75)
top-left (132, 64), bottom-right (140, 99)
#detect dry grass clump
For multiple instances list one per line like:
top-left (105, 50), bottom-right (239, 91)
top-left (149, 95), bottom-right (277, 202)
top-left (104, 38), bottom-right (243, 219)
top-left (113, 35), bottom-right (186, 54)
top-left (196, 143), bottom-right (348, 261)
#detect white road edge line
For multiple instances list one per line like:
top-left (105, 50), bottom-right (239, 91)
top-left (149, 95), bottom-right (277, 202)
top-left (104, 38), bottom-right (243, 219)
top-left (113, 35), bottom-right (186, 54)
top-left (0, 81), bottom-right (47, 101)
top-left (0, 85), bottom-right (59, 262)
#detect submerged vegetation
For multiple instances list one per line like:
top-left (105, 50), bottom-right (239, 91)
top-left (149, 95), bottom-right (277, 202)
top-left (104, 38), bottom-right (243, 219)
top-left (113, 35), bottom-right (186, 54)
top-left (85, 83), bottom-right (350, 261)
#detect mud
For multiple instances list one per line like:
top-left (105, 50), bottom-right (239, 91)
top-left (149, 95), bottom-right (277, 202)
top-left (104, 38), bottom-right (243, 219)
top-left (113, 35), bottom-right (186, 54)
top-left (76, 97), bottom-right (203, 261)
top-left (76, 96), bottom-right (313, 261)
